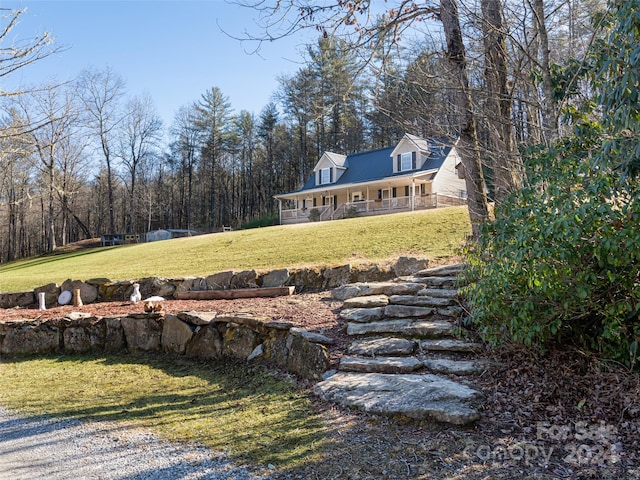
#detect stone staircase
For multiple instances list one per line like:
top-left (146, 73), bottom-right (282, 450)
top-left (314, 264), bottom-right (488, 425)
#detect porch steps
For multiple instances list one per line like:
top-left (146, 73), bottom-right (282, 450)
top-left (314, 263), bottom-right (489, 425)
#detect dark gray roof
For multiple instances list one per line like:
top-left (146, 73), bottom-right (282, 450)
top-left (293, 138), bottom-right (453, 194)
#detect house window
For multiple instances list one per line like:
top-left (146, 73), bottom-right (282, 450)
top-left (320, 167), bottom-right (332, 184)
top-left (401, 152), bottom-right (412, 171)
top-left (405, 185), bottom-right (410, 197)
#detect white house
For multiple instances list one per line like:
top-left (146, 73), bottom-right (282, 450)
top-left (274, 133), bottom-right (467, 224)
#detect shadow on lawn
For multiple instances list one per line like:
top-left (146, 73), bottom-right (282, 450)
top-left (6, 354), bottom-right (631, 480)
top-left (0, 354), bottom-right (329, 473)
top-left (0, 247), bottom-right (118, 274)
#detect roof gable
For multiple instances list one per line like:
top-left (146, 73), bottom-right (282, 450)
top-left (315, 151), bottom-right (347, 170)
top-left (390, 133), bottom-right (430, 158)
top-left (290, 136), bottom-right (456, 195)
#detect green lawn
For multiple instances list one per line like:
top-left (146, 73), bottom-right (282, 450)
top-left (0, 355), bottom-right (327, 470)
top-left (0, 207), bottom-right (471, 293)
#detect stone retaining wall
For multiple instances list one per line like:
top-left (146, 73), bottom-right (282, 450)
top-left (0, 311), bottom-right (332, 380)
top-left (0, 256), bottom-right (429, 309)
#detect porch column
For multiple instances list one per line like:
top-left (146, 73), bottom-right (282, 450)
top-left (366, 186), bottom-right (369, 212)
top-left (411, 179), bottom-right (415, 211)
top-left (278, 199), bottom-right (282, 224)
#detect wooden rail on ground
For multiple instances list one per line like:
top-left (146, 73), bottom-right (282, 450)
top-left (176, 286), bottom-right (295, 300)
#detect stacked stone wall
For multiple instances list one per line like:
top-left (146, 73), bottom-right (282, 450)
top-left (0, 261), bottom-right (419, 308)
top-left (0, 311), bottom-right (332, 380)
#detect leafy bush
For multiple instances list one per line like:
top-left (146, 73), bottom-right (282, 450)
top-left (240, 213), bottom-right (278, 229)
top-left (343, 206), bottom-right (359, 219)
top-left (308, 208), bottom-right (321, 222)
top-left (463, 132), bottom-right (640, 368)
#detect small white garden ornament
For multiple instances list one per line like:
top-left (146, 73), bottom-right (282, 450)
top-left (130, 283), bottom-right (142, 304)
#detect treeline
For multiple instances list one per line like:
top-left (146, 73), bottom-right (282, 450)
top-left (0, 1), bottom-right (601, 261)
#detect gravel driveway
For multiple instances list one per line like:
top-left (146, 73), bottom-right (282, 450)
top-left (0, 406), bottom-right (268, 480)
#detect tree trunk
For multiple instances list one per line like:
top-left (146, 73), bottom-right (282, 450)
top-left (481, 0), bottom-right (521, 205)
top-left (532, 0), bottom-right (559, 144)
top-left (440, 0), bottom-right (491, 237)
top-left (105, 154), bottom-right (116, 233)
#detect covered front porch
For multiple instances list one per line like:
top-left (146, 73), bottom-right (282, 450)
top-left (275, 175), bottom-right (466, 224)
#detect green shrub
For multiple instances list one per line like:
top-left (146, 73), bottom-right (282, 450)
top-left (343, 206), bottom-right (359, 219)
top-left (308, 208), bottom-right (321, 222)
top-left (240, 213), bottom-right (279, 229)
top-left (463, 133), bottom-right (640, 368)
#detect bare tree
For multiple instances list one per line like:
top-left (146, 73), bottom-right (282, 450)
top-left (76, 67), bottom-right (126, 234)
top-left (440, 0), bottom-right (490, 236)
top-left (481, 0), bottom-right (521, 204)
top-left (0, 7), bottom-right (62, 259)
top-left (0, 111), bottom-right (35, 261)
top-left (117, 94), bottom-right (163, 233)
top-left (530, 0), bottom-right (558, 144)
top-left (55, 124), bottom-right (91, 243)
top-left (13, 84), bottom-right (80, 252)
top-left (0, 8), bottom-right (58, 101)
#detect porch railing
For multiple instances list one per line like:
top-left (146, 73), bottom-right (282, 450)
top-left (280, 193), bottom-right (467, 223)
top-left (318, 205), bottom-right (334, 221)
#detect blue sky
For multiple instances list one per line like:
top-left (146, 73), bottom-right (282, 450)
top-left (1, 0), bottom-right (314, 127)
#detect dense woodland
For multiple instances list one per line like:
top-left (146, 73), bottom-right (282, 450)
top-left (0, 0), bottom-right (610, 261)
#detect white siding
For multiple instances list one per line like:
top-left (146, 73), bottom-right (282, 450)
top-left (431, 149), bottom-right (467, 198)
top-left (390, 137), bottom-right (426, 172)
top-left (313, 154), bottom-right (346, 185)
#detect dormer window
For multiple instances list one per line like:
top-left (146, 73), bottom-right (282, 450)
top-left (397, 152), bottom-right (417, 172)
top-left (401, 152), bottom-right (412, 171)
top-left (320, 167), bottom-right (332, 184)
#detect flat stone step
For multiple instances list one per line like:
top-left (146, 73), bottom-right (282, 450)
top-left (421, 339), bottom-right (482, 353)
top-left (314, 372), bottom-right (482, 425)
top-left (415, 264), bottom-right (466, 277)
top-left (407, 276), bottom-right (461, 288)
top-left (348, 337), bottom-right (417, 356)
top-left (404, 320), bottom-right (456, 337)
top-left (388, 295), bottom-right (454, 308)
top-left (343, 294), bottom-right (389, 309)
top-left (347, 319), bottom-right (454, 337)
top-left (423, 358), bottom-right (489, 376)
top-left (340, 307), bottom-right (385, 323)
top-left (417, 288), bottom-right (459, 299)
top-left (347, 319), bottom-right (411, 335)
top-left (340, 356), bottom-right (423, 373)
top-left (331, 282), bottom-right (423, 300)
top-left (384, 304), bottom-right (435, 318)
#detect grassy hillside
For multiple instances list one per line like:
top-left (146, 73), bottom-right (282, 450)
top-left (0, 207), bottom-right (470, 293)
